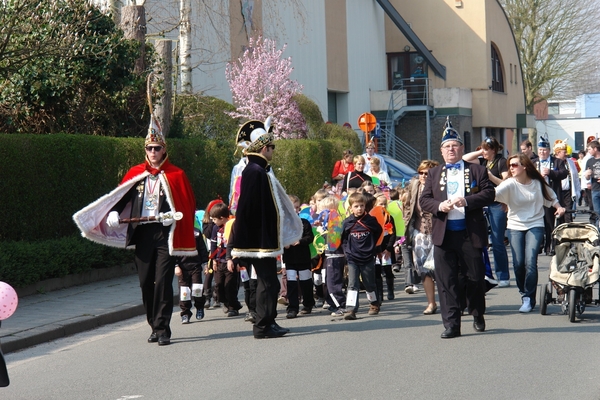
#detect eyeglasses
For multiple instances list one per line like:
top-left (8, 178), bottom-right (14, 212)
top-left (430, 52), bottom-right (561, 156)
top-left (509, 162), bottom-right (521, 168)
top-left (484, 137), bottom-right (494, 145)
top-left (418, 171), bottom-right (428, 176)
top-left (267, 144), bottom-right (276, 150)
top-left (442, 144), bottom-right (461, 150)
top-left (145, 146), bottom-right (163, 152)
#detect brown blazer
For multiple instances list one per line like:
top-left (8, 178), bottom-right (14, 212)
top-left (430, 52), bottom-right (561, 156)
top-left (419, 162), bottom-right (494, 248)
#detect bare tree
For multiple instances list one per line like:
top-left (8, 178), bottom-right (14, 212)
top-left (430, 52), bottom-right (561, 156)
top-left (501, 0), bottom-right (600, 112)
top-left (143, 0), bottom-right (307, 93)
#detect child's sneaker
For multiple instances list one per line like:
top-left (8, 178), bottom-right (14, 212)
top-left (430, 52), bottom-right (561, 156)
top-left (344, 311), bottom-right (357, 320)
top-left (331, 308), bottom-right (345, 317)
top-left (196, 308), bottom-right (204, 320)
top-left (368, 304), bottom-right (380, 315)
top-left (244, 312), bottom-right (256, 323)
top-left (181, 315), bottom-right (190, 324)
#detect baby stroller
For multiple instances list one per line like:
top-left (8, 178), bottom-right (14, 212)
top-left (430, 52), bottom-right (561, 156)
top-left (539, 211), bottom-right (600, 322)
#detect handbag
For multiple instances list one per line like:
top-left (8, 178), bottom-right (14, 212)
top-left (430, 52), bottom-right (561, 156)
top-left (423, 248), bottom-right (435, 271)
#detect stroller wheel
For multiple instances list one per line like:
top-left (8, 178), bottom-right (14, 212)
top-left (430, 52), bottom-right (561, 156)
top-left (568, 288), bottom-right (577, 323)
top-left (539, 282), bottom-right (551, 315)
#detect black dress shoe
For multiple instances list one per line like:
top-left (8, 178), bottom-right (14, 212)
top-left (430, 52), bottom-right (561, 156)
top-left (157, 334), bottom-right (171, 346)
top-left (441, 328), bottom-right (461, 339)
top-left (473, 316), bottom-right (486, 332)
top-left (254, 327), bottom-right (287, 339)
top-left (272, 323), bottom-right (290, 333)
top-left (147, 332), bottom-right (158, 343)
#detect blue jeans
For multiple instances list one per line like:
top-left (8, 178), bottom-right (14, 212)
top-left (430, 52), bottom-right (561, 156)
top-left (347, 258), bottom-right (378, 312)
top-left (592, 191), bottom-right (600, 223)
top-left (507, 227), bottom-right (544, 303)
top-left (486, 203), bottom-right (510, 280)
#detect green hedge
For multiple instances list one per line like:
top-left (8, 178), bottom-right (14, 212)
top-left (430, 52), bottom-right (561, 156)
top-left (0, 236), bottom-right (133, 288)
top-left (0, 132), bottom-right (361, 287)
top-left (0, 134), bottom-right (232, 241)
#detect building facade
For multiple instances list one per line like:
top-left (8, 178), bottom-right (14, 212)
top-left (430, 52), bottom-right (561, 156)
top-left (102, 0), bottom-right (527, 166)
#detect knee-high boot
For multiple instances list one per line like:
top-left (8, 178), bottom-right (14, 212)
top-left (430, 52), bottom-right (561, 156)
top-left (383, 265), bottom-right (395, 300)
top-left (299, 279), bottom-right (315, 310)
top-left (375, 264), bottom-right (384, 304)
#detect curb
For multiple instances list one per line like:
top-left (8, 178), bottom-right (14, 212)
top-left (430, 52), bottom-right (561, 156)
top-left (15, 264), bottom-right (137, 298)
top-left (1, 303), bottom-right (146, 354)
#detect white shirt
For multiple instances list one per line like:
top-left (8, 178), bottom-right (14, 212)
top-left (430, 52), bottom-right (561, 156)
top-left (495, 178), bottom-right (557, 231)
top-left (446, 161), bottom-right (465, 221)
top-left (362, 152), bottom-right (388, 174)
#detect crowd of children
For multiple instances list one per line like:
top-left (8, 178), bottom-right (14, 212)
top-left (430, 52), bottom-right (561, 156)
top-left (173, 179), bottom-right (413, 324)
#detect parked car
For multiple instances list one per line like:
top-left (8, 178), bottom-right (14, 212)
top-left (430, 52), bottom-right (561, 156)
top-left (380, 155), bottom-right (418, 188)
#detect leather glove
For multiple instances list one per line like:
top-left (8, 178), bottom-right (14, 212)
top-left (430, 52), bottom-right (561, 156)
top-left (159, 212), bottom-right (174, 227)
top-left (106, 211), bottom-right (120, 228)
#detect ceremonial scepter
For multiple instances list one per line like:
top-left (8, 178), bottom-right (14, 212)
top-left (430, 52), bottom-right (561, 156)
top-left (118, 211), bottom-right (183, 224)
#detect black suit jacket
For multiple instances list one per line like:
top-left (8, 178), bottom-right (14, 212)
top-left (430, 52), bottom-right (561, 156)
top-left (419, 161), bottom-right (494, 248)
top-left (535, 157), bottom-right (568, 200)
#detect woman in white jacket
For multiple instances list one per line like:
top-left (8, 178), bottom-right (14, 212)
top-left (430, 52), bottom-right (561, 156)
top-left (494, 153), bottom-right (565, 313)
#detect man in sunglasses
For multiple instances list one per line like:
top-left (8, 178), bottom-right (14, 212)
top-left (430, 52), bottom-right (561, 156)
top-left (227, 116), bottom-right (303, 339)
top-left (74, 117), bottom-right (197, 346)
top-left (419, 118), bottom-right (494, 339)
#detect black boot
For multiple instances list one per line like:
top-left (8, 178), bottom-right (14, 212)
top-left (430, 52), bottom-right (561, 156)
top-left (299, 278), bottom-right (316, 310)
top-left (383, 265), bottom-right (395, 300)
top-left (375, 264), bottom-right (384, 304)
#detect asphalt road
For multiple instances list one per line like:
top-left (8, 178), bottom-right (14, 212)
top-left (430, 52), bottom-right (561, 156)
top-left (3, 257), bottom-right (600, 400)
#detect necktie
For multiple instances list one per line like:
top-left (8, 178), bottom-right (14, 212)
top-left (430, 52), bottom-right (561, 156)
top-left (446, 163), bottom-right (461, 170)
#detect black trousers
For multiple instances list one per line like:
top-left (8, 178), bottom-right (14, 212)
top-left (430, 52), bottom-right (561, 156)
top-left (177, 262), bottom-right (204, 317)
top-left (133, 224), bottom-right (175, 338)
top-left (239, 260), bottom-right (257, 313)
top-left (557, 190), bottom-right (574, 224)
top-left (285, 263), bottom-right (315, 312)
top-left (434, 229), bottom-right (485, 330)
top-left (244, 257), bottom-right (280, 334)
top-left (542, 206), bottom-right (556, 252)
top-left (214, 261), bottom-right (241, 311)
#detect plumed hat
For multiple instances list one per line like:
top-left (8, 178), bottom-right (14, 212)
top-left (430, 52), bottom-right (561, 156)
top-left (145, 116), bottom-right (166, 147)
top-left (538, 134), bottom-right (550, 149)
top-left (553, 139), bottom-right (567, 151)
top-left (236, 116), bottom-right (275, 154)
top-left (441, 116), bottom-right (462, 146)
top-left (145, 72), bottom-right (166, 148)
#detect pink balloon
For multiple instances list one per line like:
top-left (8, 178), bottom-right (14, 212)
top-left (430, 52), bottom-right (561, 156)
top-left (0, 282), bottom-right (18, 320)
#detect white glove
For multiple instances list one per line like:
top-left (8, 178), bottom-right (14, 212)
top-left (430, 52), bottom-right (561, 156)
top-left (106, 211), bottom-right (120, 228)
top-left (159, 212), bottom-right (174, 227)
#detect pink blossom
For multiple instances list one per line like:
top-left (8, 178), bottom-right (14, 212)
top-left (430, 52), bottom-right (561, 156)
top-left (225, 36), bottom-right (307, 139)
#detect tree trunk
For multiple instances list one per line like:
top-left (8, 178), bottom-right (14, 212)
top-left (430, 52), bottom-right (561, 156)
top-left (120, 5), bottom-right (146, 74)
top-left (155, 40), bottom-right (173, 137)
top-left (179, 0), bottom-right (192, 93)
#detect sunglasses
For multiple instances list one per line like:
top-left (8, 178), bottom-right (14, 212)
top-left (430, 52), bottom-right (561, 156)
top-left (267, 144), bottom-right (276, 150)
top-left (509, 162), bottom-right (521, 168)
top-left (418, 171), bottom-right (428, 176)
top-left (145, 146), bottom-right (163, 152)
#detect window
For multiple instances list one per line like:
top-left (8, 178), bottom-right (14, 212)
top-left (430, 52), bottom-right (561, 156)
top-left (327, 91), bottom-right (338, 123)
top-left (491, 44), bottom-right (504, 92)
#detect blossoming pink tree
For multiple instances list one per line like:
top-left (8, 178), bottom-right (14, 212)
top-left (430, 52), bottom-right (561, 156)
top-left (225, 36), bottom-right (307, 139)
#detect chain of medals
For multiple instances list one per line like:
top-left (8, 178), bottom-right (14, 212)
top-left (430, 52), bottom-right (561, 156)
top-left (439, 166), bottom-right (471, 194)
top-left (145, 175), bottom-right (160, 210)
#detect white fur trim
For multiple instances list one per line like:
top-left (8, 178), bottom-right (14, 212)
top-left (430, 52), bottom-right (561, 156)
top-left (72, 170), bottom-right (197, 256)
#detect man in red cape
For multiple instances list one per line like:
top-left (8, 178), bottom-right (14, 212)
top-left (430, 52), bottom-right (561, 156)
top-left (73, 118), bottom-right (196, 346)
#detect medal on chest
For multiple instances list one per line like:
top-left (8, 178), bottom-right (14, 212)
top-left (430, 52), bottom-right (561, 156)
top-left (440, 167), bottom-right (470, 195)
top-left (145, 175), bottom-right (160, 210)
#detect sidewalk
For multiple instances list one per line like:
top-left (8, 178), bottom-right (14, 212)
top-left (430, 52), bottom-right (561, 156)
top-left (0, 274), bottom-right (145, 354)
